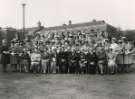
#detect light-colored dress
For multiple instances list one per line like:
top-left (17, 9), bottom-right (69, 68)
top-left (108, 52), bottom-right (117, 67)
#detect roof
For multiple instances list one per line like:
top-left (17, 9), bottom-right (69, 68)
top-left (42, 20), bottom-right (106, 31)
top-left (17, 27), bottom-right (38, 33)
top-left (22, 20), bottom-right (107, 35)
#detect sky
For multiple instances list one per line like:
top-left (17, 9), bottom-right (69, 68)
top-left (0, 0), bottom-right (134, 30)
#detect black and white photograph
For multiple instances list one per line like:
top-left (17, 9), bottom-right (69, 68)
top-left (0, 0), bottom-right (135, 99)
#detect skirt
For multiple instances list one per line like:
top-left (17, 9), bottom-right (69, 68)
top-left (116, 53), bottom-right (134, 65)
top-left (108, 60), bottom-right (116, 67)
top-left (1, 54), bottom-right (10, 64)
top-left (10, 54), bottom-right (18, 64)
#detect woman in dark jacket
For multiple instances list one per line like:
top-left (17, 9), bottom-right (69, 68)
top-left (0, 39), bottom-right (10, 72)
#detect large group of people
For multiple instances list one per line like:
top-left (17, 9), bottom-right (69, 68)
top-left (0, 30), bottom-right (135, 75)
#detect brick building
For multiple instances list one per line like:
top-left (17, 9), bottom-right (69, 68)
top-left (27, 20), bottom-right (121, 40)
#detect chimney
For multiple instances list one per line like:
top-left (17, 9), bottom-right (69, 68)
top-left (38, 21), bottom-right (41, 28)
top-left (69, 20), bottom-right (72, 25)
top-left (92, 19), bottom-right (96, 22)
top-left (63, 23), bottom-right (67, 28)
top-left (37, 21), bottom-right (44, 30)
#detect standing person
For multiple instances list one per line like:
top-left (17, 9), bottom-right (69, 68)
top-left (124, 41), bottom-right (134, 72)
top-left (69, 49), bottom-right (76, 73)
top-left (116, 40), bottom-right (125, 73)
top-left (116, 37), bottom-right (129, 73)
top-left (64, 47), bottom-right (71, 73)
top-left (41, 50), bottom-right (48, 74)
top-left (75, 49), bottom-right (81, 74)
top-left (110, 38), bottom-right (119, 54)
top-left (20, 49), bottom-right (30, 72)
top-left (45, 49), bottom-right (52, 74)
top-left (0, 39), bottom-right (10, 72)
top-left (50, 49), bottom-right (57, 74)
top-left (10, 48), bottom-right (18, 72)
top-left (104, 39), bottom-right (111, 54)
top-left (10, 42), bottom-right (20, 72)
top-left (57, 48), bottom-right (67, 73)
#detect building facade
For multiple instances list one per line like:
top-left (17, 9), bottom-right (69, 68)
top-left (30, 20), bottom-right (121, 40)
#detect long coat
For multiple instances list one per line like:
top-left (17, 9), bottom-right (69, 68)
top-left (0, 45), bottom-right (10, 64)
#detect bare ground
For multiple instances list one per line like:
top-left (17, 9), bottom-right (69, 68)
top-left (0, 65), bottom-right (135, 99)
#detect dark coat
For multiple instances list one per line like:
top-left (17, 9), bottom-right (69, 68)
top-left (0, 45), bottom-right (10, 64)
top-left (87, 52), bottom-right (97, 63)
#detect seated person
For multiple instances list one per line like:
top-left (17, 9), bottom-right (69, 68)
top-left (30, 49), bottom-right (41, 73)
